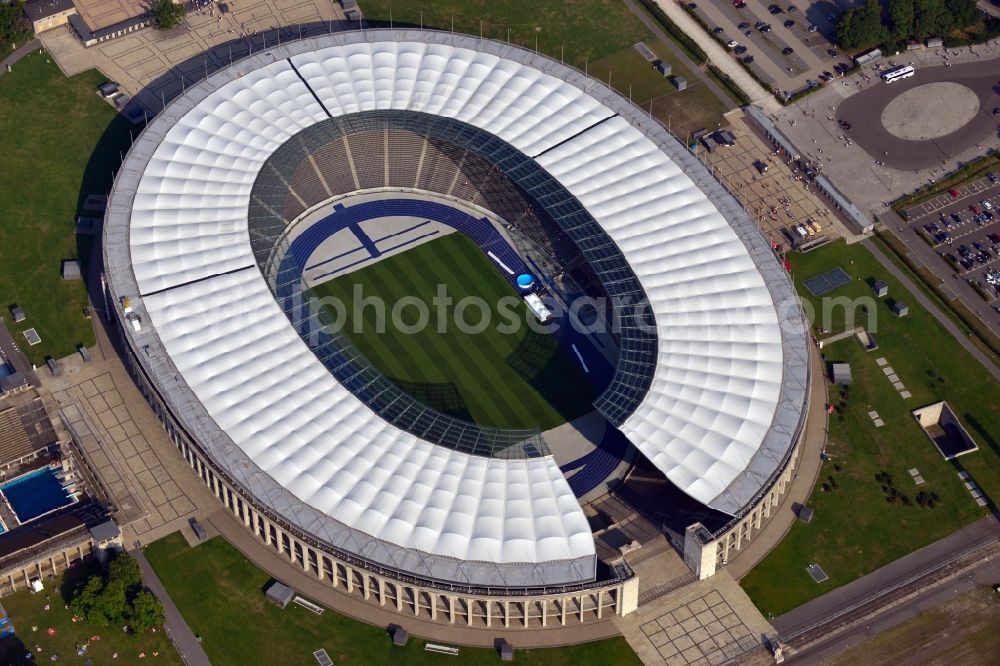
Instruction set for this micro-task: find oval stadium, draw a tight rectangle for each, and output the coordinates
[103,29,810,627]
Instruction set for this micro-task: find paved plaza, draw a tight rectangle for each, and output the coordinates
[40,0,345,115]
[775,43,1000,218]
[614,571,775,666]
[702,111,854,244]
[41,345,217,547]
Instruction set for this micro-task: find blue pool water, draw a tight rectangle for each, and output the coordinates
[1,468,73,524]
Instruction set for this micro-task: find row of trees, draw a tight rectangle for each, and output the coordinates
[70,553,165,634]
[0,2,31,51]
[837,0,982,50]
[152,0,187,32]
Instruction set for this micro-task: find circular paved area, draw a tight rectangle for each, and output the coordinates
[881,82,980,140]
[838,59,1000,170]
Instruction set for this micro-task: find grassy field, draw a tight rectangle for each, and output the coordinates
[146,533,640,666]
[0,52,132,364]
[589,39,729,139]
[310,234,596,430]
[741,240,1000,616]
[358,0,730,137]
[0,560,179,665]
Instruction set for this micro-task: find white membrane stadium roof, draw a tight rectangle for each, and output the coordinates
[106,31,807,584]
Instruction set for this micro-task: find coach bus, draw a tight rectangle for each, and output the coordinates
[881,65,914,83]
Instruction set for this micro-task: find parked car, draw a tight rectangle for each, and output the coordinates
[784,19,795,28]
[982,200,993,210]
[713,26,724,33]
[782,47,795,55]
[735,45,748,55]
[733,0,746,7]
[787,5,798,12]
[951,213,962,224]
[743,55,755,63]
[949,188,961,198]
[808,24,819,32]
[768,4,783,14]
[727,40,739,48]
[753,159,768,173]
[738,21,750,29]
[987,173,999,184]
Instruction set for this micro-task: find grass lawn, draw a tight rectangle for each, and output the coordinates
[359,1,730,137]
[589,39,730,140]
[0,52,133,365]
[741,240,1000,616]
[310,234,597,430]
[0,560,179,665]
[146,533,640,666]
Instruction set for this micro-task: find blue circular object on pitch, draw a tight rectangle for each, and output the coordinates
[516,274,534,289]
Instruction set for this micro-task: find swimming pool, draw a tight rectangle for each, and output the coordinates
[1,467,74,524]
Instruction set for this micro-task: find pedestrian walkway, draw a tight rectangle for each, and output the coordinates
[0,39,41,80]
[651,0,780,112]
[726,345,828,579]
[132,548,211,666]
[205,509,622,648]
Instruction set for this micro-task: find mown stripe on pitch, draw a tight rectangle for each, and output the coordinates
[409,241,557,429]
[389,247,525,427]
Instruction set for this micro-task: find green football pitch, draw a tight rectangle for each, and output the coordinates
[308,233,598,431]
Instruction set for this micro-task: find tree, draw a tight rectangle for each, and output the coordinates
[128,591,166,634]
[836,0,889,49]
[90,579,128,626]
[913,0,952,37]
[888,0,915,39]
[108,552,143,591]
[944,0,978,31]
[70,575,104,620]
[152,0,186,31]
[0,3,31,50]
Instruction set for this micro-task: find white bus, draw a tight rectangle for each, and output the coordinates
[881,65,914,83]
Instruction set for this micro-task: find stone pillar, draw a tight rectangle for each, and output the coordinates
[619,577,639,616]
[596,589,603,619]
[448,596,456,624]
[395,584,403,612]
[684,523,718,580]
[413,590,420,616]
[378,578,386,606]
[560,598,567,625]
[362,573,370,600]
[504,601,510,628]
[486,600,492,627]
[578,595,585,621]
[467,599,473,626]
[541,599,547,627]
[346,567,354,594]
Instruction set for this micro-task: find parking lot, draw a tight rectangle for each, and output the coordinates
[687,0,859,94]
[902,173,1000,306]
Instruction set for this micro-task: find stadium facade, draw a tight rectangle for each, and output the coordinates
[103,30,810,625]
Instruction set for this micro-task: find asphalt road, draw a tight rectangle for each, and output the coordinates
[784,554,1000,665]
[837,59,1000,170]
